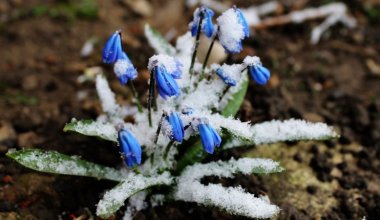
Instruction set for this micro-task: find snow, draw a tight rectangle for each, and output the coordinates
[243,56,262,67]
[252,119,339,144]
[147,54,180,74]
[95,74,122,120]
[67,118,118,142]
[144,24,176,56]
[175,158,282,218]
[97,172,173,218]
[217,8,245,53]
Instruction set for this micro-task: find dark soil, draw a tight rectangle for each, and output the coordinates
[1,0,380,219]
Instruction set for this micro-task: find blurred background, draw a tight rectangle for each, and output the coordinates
[0,0,379,219]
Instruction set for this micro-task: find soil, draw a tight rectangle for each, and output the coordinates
[0,0,380,219]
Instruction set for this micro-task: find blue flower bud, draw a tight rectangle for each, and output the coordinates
[118,128,142,167]
[235,7,249,38]
[155,66,181,99]
[190,6,215,38]
[198,120,221,154]
[248,65,271,85]
[165,112,184,143]
[102,30,123,64]
[217,7,249,54]
[216,68,237,86]
[113,52,138,85]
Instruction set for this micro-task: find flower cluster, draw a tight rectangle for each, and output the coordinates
[102,30,137,85]
[101,6,271,168]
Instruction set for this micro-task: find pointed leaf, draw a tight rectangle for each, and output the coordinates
[144,24,176,56]
[6,149,124,181]
[96,172,173,219]
[222,75,249,117]
[63,119,117,142]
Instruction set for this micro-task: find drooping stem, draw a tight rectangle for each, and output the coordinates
[154,113,165,144]
[189,11,204,79]
[201,27,219,75]
[128,80,143,113]
[148,69,156,127]
[163,140,175,160]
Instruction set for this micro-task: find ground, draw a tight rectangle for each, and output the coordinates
[0,0,379,219]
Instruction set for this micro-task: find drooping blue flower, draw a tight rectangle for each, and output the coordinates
[216,7,250,54]
[102,30,123,64]
[155,66,181,99]
[198,120,221,154]
[248,65,271,85]
[215,68,237,86]
[165,112,184,143]
[118,128,142,167]
[190,6,215,38]
[113,52,138,85]
[234,7,249,38]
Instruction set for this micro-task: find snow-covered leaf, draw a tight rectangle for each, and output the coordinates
[63,119,117,142]
[6,149,124,181]
[175,158,282,218]
[96,172,173,219]
[222,74,249,117]
[144,24,176,56]
[223,119,339,149]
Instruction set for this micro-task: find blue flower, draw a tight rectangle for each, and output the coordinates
[216,68,237,86]
[113,52,138,85]
[155,66,181,99]
[217,7,250,54]
[102,30,123,64]
[165,112,184,143]
[118,128,142,167]
[198,120,221,154]
[181,106,194,115]
[234,7,249,38]
[190,6,215,38]
[248,65,270,85]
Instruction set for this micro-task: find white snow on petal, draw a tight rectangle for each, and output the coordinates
[217,8,245,53]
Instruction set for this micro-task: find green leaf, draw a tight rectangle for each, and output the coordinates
[6,149,124,181]
[63,119,117,142]
[222,75,249,117]
[96,172,173,219]
[144,24,176,56]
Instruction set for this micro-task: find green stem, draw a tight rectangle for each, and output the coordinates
[163,140,175,160]
[154,113,165,144]
[148,69,155,127]
[189,11,204,79]
[219,85,231,102]
[128,81,143,113]
[201,28,218,76]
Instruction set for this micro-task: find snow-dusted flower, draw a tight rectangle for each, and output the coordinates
[190,6,215,38]
[114,52,138,85]
[197,119,222,154]
[165,112,185,143]
[215,67,237,86]
[118,128,142,167]
[102,30,123,64]
[244,56,270,85]
[217,6,250,54]
[148,54,182,99]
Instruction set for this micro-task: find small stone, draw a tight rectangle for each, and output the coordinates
[303,112,324,122]
[0,121,17,143]
[22,75,39,91]
[330,168,342,178]
[17,132,44,148]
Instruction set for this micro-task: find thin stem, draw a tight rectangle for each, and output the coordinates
[201,27,219,75]
[148,69,155,127]
[189,11,204,79]
[163,140,175,160]
[154,113,165,144]
[219,85,231,102]
[128,81,143,113]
